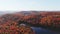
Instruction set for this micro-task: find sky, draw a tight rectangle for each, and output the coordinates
[0,0,60,12]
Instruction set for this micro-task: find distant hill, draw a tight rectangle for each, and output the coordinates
[0,11,17,16]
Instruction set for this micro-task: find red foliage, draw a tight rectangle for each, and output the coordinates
[0,11,60,33]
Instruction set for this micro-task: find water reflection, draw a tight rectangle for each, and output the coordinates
[19,24,60,34]
[31,27,60,34]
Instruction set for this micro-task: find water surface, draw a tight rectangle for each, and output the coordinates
[31,27,60,34]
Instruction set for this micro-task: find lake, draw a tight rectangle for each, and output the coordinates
[31,27,60,34]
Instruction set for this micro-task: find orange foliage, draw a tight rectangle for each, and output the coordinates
[0,11,60,32]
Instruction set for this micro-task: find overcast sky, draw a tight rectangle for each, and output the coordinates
[0,0,60,12]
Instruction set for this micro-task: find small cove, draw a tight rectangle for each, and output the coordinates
[31,27,60,34]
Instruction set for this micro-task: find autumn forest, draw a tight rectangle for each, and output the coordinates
[0,11,60,34]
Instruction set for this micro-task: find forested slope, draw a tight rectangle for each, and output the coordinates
[0,11,60,31]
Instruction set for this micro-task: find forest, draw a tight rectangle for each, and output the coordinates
[0,11,60,34]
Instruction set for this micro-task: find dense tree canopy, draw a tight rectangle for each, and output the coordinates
[0,11,60,32]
